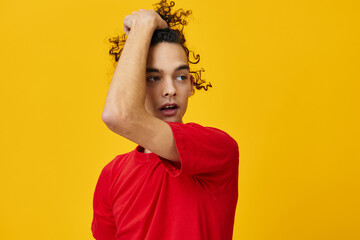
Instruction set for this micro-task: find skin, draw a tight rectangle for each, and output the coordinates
[145,42,193,123]
[102,9,190,161]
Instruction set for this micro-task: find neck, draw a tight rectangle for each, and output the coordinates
[144,148,152,153]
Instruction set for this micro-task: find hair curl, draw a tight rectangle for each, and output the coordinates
[108,0,212,94]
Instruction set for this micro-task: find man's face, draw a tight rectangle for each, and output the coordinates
[145,42,193,123]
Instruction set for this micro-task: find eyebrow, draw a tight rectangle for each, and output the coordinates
[146,64,189,73]
[176,65,190,71]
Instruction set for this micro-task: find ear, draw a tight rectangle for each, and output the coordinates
[189,74,194,96]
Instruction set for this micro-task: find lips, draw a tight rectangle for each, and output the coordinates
[159,103,179,116]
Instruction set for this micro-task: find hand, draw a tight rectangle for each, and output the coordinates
[123,9,168,36]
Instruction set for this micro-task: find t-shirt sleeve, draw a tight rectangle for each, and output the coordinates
[92,164,116,240]
[160,122,239,189]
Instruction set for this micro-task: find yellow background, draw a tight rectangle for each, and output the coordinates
[1,0,359,239]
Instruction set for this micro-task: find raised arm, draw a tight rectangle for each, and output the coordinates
[101,9,180,162]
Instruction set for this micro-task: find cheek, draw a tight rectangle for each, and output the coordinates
[144,89,157,111]
[144,95,153,109]
[179,83,192,98]
[178,89,190,107]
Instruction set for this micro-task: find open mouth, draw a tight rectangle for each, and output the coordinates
[160,105,178,110]
[160,104,179,116]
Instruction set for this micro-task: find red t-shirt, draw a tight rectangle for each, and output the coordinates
[92,122,239,240]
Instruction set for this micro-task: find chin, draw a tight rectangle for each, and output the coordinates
[152,110,184,123]
[164,117,182,123]
[158,115,182,123]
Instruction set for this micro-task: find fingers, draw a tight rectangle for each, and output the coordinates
[123,15,131,36]
[149,9,168,29]
[158,20,168,29]
[123,9,168,36]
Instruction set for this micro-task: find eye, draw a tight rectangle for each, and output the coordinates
[146,76,160,82]
[176,75,188,81]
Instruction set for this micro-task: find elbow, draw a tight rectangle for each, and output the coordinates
[101,106,147,136]
[101,110,117,125]
[101,110,131,135]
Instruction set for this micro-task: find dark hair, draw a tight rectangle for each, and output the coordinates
[108,0,212,94]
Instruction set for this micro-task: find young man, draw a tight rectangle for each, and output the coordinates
[92,2,239,239]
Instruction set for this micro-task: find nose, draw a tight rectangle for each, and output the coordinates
[162,78,177,97]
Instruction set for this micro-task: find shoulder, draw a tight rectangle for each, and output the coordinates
[170,121,233,135]
[207,125,239,150]
[99,151,133,179]
[168,122,238,148]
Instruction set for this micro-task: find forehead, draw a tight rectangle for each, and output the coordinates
[146,42,188,69]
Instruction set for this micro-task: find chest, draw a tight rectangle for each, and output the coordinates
[109,160,214,219]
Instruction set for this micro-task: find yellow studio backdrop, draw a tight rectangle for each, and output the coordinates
[0,0,359,239]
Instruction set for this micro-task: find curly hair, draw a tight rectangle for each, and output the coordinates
[108,0,212,94]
